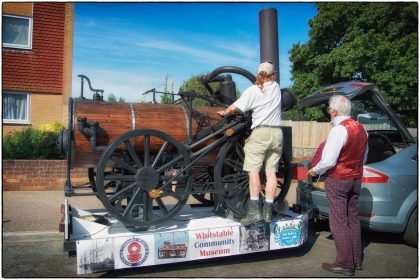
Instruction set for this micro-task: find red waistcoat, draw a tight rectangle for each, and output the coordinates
[328,119,368,179]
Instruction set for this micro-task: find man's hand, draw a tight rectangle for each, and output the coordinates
[308,168,317,177]
[217,104,238,117]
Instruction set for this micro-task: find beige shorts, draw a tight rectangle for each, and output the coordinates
[243,127,283,172]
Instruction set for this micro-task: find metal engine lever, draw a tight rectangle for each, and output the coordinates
[202,66,256,85]
[200,66,256,100]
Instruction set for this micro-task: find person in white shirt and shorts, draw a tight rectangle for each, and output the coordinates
[217,61,282,226]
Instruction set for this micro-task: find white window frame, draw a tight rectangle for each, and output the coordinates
[2,91,31,124]
[2,14,33,50]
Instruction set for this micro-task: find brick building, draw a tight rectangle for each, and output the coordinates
[2,2,73,135]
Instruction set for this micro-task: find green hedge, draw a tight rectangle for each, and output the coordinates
[3,121,65,159]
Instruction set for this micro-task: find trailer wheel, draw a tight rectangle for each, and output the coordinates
[214,133,292,218]
[96,129,192,228]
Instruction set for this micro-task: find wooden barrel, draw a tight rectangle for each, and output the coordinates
[71,99,223,168]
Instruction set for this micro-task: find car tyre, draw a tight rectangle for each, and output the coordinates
[402,207,418,247]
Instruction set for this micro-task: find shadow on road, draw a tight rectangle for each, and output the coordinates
[310,218,410,245]
[308,217,416,267]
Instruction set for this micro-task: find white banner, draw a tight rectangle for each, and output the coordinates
[189,227,239,259]
[75,210,308,274]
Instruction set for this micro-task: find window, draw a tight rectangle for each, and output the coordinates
[2,14,33,49]
[2,92,30,124]
[351,100,396,131]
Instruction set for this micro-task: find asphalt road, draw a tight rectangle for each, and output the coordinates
[2,220,418,278]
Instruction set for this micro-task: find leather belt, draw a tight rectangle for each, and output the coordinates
[254,125,281,129]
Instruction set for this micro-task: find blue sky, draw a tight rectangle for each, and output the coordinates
[73,3,317,103]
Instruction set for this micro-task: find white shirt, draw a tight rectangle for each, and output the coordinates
[313,115,369,175]
[233,81,281,129]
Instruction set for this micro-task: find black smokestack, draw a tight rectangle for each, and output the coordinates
[259,8,279,83]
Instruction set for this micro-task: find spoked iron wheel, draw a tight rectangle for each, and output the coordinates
[96,129,192,228]
[214,133,292,218]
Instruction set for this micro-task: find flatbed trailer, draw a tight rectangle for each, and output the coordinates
[61,199,308,275]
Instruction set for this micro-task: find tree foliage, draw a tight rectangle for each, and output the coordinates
[161,77,171,104]
[107,93,117,102]
[290,2,418,125]
[118,96,126,103]
[107,93,125,102]
[178,75,220,107]
[3,121,65,159]
[160,92,171,104]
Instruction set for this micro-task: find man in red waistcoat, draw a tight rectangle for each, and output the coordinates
[308,95,368,276]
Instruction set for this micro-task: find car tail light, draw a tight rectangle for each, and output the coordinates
[362,167,389,183]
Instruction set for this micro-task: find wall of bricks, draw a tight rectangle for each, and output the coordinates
[2,151,314,191]
[3,2,33,16]
[3,3,65,93]
[31,93,66,126]
[2,2,74,134]
[3,160,88,191]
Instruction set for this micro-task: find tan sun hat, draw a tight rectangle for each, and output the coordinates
[258,61,275,75]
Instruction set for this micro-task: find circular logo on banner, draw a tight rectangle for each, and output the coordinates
[120,238,149,266]
[274,227,302,246]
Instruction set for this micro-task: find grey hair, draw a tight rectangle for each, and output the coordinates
[329,95,351,116]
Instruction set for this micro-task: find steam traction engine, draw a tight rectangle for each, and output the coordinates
[58,66,296,229]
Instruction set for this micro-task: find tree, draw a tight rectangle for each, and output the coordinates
[290,2,418,125]
[160,74,171,104]
[108,93,125,102]
[178,75,220,107]
[160,92,171,104]
[160,80,171,104]
[107,93,117,102]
